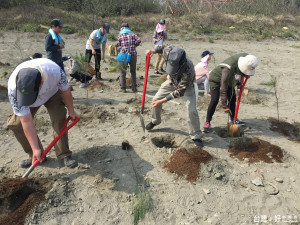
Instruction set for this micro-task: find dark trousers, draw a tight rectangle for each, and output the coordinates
[58,61,65,72]
[206,87,236,123]
[85,49,101,72]
[70,71,92,83]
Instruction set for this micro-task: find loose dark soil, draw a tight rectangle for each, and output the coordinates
[164,148,212,182]
[228,137,284,163]
[87,81,106,90]
[0,177,53,225]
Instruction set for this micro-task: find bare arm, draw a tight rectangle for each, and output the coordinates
[89,39,96,54]
[19,113,42,164]
[61,88,79,120]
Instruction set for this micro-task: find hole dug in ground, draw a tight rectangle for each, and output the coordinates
[228,137,284,163]
[164,147,213,182]
[151,135,178,148]
[0,177,53,225]
[214,126,244,138]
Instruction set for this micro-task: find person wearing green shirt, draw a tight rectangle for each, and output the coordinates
[203,53,258,132]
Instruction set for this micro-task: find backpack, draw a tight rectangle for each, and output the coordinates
[108,44,118,56]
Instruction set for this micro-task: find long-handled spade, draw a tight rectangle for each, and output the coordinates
[22,116,80,178]
[140,52,152,132]
[228,75,250,137]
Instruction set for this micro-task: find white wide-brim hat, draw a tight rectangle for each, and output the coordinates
[238,55,258,76]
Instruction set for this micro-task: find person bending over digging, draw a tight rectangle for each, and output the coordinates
[7,58,79,168]
[203,53,258,133]
[85,23,110,81]
[145,46,203,147]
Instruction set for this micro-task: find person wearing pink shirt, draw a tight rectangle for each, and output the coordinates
[194,50,214,96]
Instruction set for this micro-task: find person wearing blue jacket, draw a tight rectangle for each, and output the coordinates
[45,19,66,71]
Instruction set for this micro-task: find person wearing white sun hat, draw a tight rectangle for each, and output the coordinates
[203,53,258,132]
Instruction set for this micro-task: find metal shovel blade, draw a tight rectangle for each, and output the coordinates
[140,112,145,132]
[228,122,241,137]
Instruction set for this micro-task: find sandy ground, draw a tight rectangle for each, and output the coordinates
[0,32,300,225]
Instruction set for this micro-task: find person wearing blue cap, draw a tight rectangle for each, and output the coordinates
[45,19,66,71]
[7,58,79,168]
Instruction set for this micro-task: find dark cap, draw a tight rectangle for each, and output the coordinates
[32,53,42,59]
[201,50,214,58]
[159,19,165,24]
[121,23,129,28]
[16,68,41,107]
[62,55,71,61]
[166,47,186,75]
[102,23,110,33]
[51,18,66,28]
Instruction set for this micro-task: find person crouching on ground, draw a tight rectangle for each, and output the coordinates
[195,50,213,96]
[85,23,110,81]
[153,19,168,74]
[117,23,141,93]
[145,46,203,147]
[64,56,94,88]
[45,19,66,71]
[203,53,258,132]
[23,53,43,62]
[7,58,79,168]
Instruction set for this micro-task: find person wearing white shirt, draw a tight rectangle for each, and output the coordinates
[85,23,110,80]
[7,58,79,168]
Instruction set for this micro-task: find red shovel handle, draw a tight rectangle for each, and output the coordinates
[234,76,249,120]
[141,52,152,112]
[32,116,80,167]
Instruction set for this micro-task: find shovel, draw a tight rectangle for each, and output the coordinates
[22,116,80,178]
[228,75,250,137]
[140,52,152,132]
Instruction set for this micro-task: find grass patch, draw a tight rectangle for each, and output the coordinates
[108,33,117,41]
[132,189,152,225]
[62,25,77,34]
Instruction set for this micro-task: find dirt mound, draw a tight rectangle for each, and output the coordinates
[241,91,263,105]
[228,137,284,163]
[164,148,212,182]
[153,75,168,86]
[76,104,115,125]
[87,81,107,90]
[269,118,300,142]
[0,177,53,225]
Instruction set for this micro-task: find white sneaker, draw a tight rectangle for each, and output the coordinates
[79,82,89,88]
